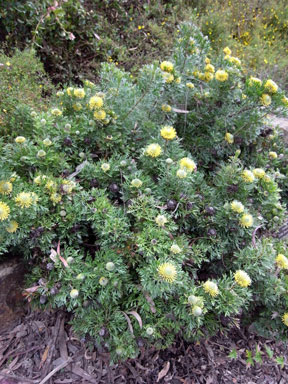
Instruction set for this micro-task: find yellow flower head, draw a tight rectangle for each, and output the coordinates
[56,91,64,97]
[234,270,251,287]
[73,88,85,98]
[176,169,187,179]
[6,220,19,233]
[215,70,229,82]
[0,181,12,195]
[146,143,162,158]
[204,72,214,82]
[269,151,277,160]
[101,163,110,172]
[264,79,278,93]
[160,126,177,140]
[73,103,82,111]
[261,94,271,106]
[50,193,62,204]
[161,104,172,112]
[61,180,76,194]
[160,61,174,73]
[170,244,181,254]
[37,150,46,158]
[230,56,241,66]
[205,64,215,73]
[186,82,194,89]
[282,313,288,327]
[253,168,266,179]
[131,178,142,188]
[198,72,206,81]
[203,281,219,297]
[0,202,10,221]
[225,132,234,144]
[281,96,288,107]
[15,192,33,208]
[94,109,106,120]
[45,180,57,192]
[179,157,196,172]
[275,254,288,270]
[239,213,253,228]
[158,262,177,283]
[205,57,211,64]
[84,80,95,88]
[51,108,62,116]
[249,77,262,86]
[89,96,104,109]
[15,136,26,144]
[231,200,244,213]
[242,170,255,183]
[43,138,52,146]
[67,87,74,96]
[70,289,79,298]
[155,214,167,227]
[162,72,174,83]
[223,46,232,55]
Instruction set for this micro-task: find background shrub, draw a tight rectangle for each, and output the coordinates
[0,49,53,135]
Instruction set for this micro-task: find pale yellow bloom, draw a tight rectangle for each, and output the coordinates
[231,200,244,213]
[264,79,278,93]
[158,262,177,283]
[15,192,33,208]
[239,213,253,228]
[179,157,196,172]
[146,143,162,158]
[234,270,251,287]
[203,281,219,297]
[0,202,10,221]
[253,168,266,179]
[160,126,176,140]
[0,181,12,195]
[89,96,103,109]
[155,215,167,227]
[225,132,234,144]
[15,136,26,144]
[242,170,255,183]
[6,220,19,233]
[261,94,272,106]
[215,70,229,82]
[275,254,288,270]
[94,110,106,120]
[160,61,174,73]
[73,88,85,98]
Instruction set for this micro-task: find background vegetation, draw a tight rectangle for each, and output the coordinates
[1,1,287,87]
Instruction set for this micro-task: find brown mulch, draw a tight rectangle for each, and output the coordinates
[0,310,287,384]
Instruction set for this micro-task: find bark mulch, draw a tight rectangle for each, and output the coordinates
[0,309,287,384]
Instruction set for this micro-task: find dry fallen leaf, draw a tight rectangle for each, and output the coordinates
[157,361,170,382]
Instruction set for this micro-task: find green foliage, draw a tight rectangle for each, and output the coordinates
[1,23,288,361]
[195,0,288,88]
[0,49,53,135]
[0,0,196,83]
[229,343,287,369]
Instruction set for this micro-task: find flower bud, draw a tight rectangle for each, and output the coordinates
[70,289,79,299]
[106,262,115,271]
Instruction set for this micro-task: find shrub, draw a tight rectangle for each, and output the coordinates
[0,0,195,83]
[1,23,288,361]
[0,49,53,136]
[196,0,288,89]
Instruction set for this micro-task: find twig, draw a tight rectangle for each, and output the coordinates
[38,358,72,384]
[0,371,37,383]
[252,225,263,247]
